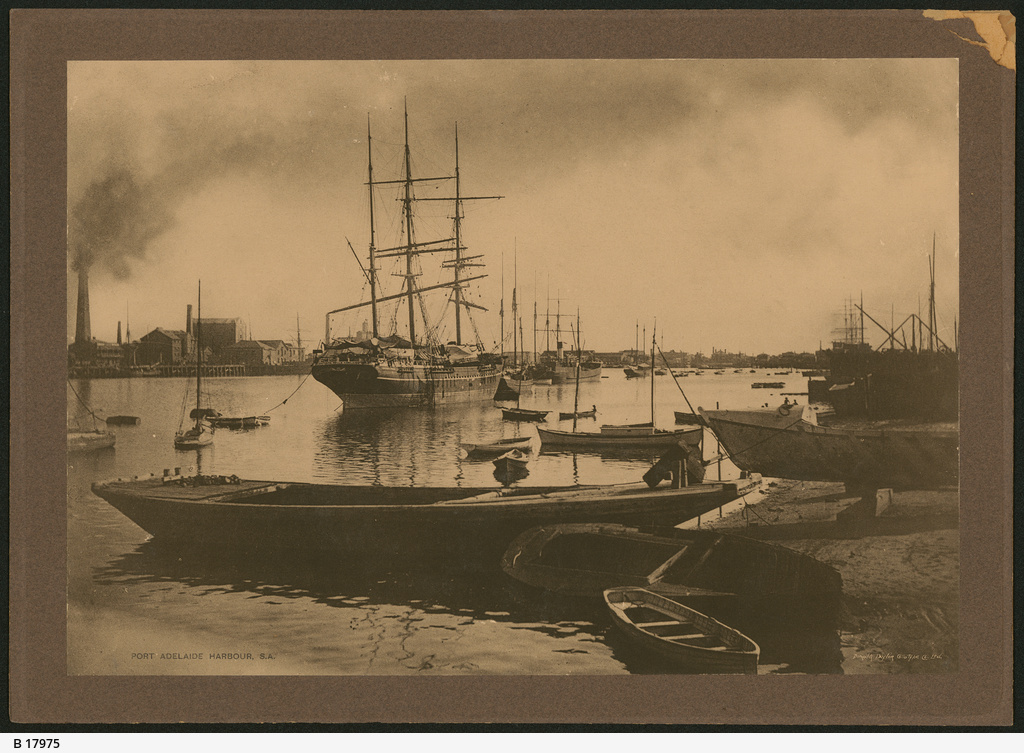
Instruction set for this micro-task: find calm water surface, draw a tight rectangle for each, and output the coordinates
[68,370,838,675]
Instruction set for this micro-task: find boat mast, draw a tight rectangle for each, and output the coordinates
[367,116,379,338]
[533,275,538,366]
[512,247,518,368]
[572,310,581,432]
[401,102,418,346]
[452,124,464,344]
[650,324,656,425]
[929,235,937,351]
[196,280,202,428]
[499,251,504,363]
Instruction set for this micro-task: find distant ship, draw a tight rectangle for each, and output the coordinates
[312,106,501,408]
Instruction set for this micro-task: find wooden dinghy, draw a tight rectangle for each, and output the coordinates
[501,521,840,627]
[699,406,959,490]
[537,423,701,449]
[461,436,532,457]
[67,429,116,452]
[604,587,759,674]
[502,407,550,422]
[90,472,761,558]
[673,411,702,426]
[492,448,530,473]
[559,405,597,421]
[208,416,262,429]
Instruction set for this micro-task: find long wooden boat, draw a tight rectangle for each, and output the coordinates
[461,436,532,457]
[501,522,841,625]
[208,415,264,430]
[91,474,761,558]
[502,407,550,422]
[68,429,116,452]
[699,406,958,490]
[604,587,760,674]
[537,424,701,449]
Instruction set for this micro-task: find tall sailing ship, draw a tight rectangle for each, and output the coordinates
[312,107,502,408]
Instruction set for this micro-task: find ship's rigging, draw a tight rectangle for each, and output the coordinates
[324,103,501,356]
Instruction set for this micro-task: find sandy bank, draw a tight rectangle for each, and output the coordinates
[699,478,959,674]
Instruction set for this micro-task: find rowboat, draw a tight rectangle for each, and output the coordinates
[492,448,530,475]
[501,522,841,627]
[461,436,533,457]
[90,473,761,559]
[502,407,550,422]
[558,405,597,421]
[699,406,959,490]
[68,429,116,452]
[604,587,760,674]
[537,424,701,449]
[673,411,702,426]
[208,416,262,429]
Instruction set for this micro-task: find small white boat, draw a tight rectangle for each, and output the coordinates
[604,587,760,674]
[461,436,532,457]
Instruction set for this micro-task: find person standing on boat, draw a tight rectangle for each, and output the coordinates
[643,442,705,488]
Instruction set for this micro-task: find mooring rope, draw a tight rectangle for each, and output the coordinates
[66,379,103,427]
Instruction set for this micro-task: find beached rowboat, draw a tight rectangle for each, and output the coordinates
[604,587,760,674]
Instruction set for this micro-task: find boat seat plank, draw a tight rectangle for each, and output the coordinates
[633,620,685,628]
[659,633,706,641]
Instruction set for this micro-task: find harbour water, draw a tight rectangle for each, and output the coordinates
[68,369,840,675]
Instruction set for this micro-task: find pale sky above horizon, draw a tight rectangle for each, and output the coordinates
[67,58,959,355]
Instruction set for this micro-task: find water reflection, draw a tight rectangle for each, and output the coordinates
[93,537,843,674]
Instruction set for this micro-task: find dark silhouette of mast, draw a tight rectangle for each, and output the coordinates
[401,103,418,345]
[367,116,379,337]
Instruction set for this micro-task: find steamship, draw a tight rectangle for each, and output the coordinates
[311,107,502,409]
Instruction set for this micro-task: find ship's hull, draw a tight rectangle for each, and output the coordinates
[312,360,501,408]
[700,408,959,490]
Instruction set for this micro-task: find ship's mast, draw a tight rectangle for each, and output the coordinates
[512,247,518,368]
[452,124,464,344]
[401,103,418,346]
[367,116,379,338]
[196,280,202,428]
[929,235,937,352]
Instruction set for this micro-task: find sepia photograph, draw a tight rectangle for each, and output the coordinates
[65,54,961,678]
[11,9,1013,725]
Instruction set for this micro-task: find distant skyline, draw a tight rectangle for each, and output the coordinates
[67,59,959,354]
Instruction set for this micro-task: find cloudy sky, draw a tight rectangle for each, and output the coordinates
[67,58,958,355]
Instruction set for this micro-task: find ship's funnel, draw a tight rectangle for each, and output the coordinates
[75,268,91,344]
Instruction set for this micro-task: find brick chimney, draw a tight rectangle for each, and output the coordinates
[186,304,193,335]
[117,321,122,345]
[75,268,91,345]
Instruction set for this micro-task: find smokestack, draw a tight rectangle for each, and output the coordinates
[117,321,122,345]
[75,268,91,345]
[186,304,193,336]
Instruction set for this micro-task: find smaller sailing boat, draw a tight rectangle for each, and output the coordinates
[174,281,214,450]
[538,325,699,450]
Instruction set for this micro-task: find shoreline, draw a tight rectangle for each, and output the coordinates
[696,478,959,674]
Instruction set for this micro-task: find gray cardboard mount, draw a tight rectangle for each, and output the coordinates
[9,9,1014,725]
